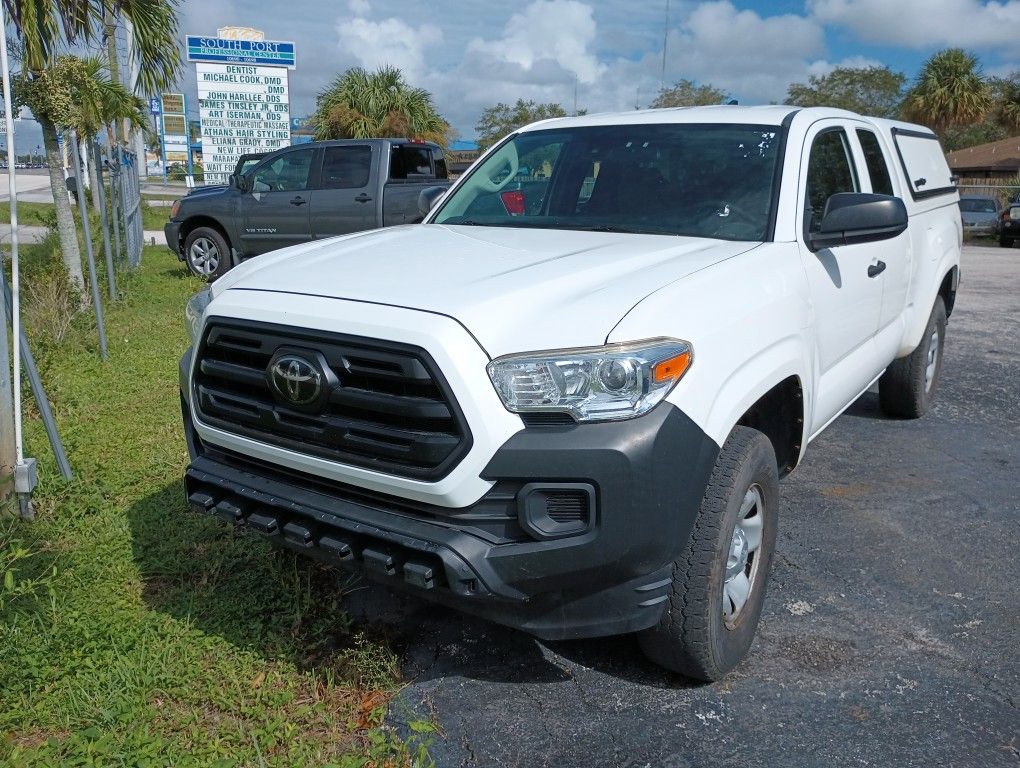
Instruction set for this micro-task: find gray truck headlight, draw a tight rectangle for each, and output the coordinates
[487,338,693,423]
[185,288,212,345]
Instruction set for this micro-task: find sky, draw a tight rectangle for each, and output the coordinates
[7,0,1020,151]
[173,0,1020,139]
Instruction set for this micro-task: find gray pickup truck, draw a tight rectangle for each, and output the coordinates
[165,138,451,279]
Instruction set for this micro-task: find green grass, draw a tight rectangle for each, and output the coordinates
[0,198,174,234]
[0,247,433,766]
[0,202,60,227]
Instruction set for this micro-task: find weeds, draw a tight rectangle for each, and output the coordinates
[0,246,432,766]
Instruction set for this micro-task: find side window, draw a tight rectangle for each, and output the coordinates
[856,129,894,196]
[390,145,433,180]
[432,148,448,179]
[805,129,859,233]
[251,150,314,192]
[319,146,371,189]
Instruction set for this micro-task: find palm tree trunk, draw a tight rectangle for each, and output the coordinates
[40,117,86,294]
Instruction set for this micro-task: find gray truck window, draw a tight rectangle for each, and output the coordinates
[390,145,433,180]
[805,129,859,233]
[432,148,448,179]
[251,150,313,192]
[320,146,371,189]
[432,124,781,240]
[856,129,894,196]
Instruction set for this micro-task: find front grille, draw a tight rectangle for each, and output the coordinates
[192,319,472,480]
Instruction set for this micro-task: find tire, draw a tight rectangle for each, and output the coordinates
[878,296,946,419]
[184,226,232,281]
[639,426,779,681]
[999,236,1013,248]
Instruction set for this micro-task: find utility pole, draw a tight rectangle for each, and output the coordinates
[573,74,578,116]
[660,0,671,91]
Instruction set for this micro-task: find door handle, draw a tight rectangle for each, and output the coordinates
[354,193,373,203]
[290,197,306,206]
[867,260,886,278]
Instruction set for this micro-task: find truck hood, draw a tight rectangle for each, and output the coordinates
[216,224,758,358]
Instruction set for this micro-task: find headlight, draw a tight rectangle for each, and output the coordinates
[487,338,693,423]
[185,288,212,345]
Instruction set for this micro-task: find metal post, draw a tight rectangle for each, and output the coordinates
[0,0,36,515]
[70,130,108,360]
[93,143,116,300]
[107,133,123,265]
[2,279,71,480]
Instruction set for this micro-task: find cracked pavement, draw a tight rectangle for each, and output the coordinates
[345,243,1019,767]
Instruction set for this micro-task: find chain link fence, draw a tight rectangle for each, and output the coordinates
[955,181,1020,207]
[118,148,143,268]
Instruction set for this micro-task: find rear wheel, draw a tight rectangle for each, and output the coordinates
[999,236,1013,248]
[879,296,946,419]
[638,426,779,681]
[184,226,232,281]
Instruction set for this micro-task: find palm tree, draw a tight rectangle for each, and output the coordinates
[313,66,450,146]
[4,0,180,293]
[992,75,1020,134]
[902,49,992,136]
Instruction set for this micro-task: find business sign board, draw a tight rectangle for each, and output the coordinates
[160,93,190,177]
[186,35,296,69]
[194,35,292,184]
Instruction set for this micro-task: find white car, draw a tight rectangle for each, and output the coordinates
[181,106,961,680]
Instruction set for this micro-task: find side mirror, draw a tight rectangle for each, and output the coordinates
[228,174,237,188]
[417,186,447,217]
[234,174,248,192]
[808,193,908,252]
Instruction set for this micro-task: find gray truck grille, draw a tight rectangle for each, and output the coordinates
[192,319,472,480]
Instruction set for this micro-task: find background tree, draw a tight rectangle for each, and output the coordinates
[989,73,1020,135]
[902,48,992,137]
[313,66,450,145]
[5,0,181,294]
[650,79,728,109]
[475,99,567,150]
[12,55,145,292]
[786,66,906,117]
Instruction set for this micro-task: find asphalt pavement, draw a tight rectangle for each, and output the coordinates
[345,243,1020,767]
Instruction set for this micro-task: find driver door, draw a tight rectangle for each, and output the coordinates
[240,147,317,255]
[798,123,887,433]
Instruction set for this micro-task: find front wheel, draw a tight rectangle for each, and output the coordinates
[184,226,232,281]
[639,426,779,681]
[878,296,946,419]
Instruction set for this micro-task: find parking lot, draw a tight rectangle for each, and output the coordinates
[336,243,1020,766]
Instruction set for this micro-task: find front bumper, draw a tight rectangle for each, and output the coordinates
[180,352,719,639]
[165,221,182,258]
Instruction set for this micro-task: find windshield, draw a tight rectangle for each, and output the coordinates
[958,198,997,213]
[432,123,781,240]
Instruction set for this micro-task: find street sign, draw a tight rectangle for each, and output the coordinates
[186,35,296,69]
[149,97,161,115]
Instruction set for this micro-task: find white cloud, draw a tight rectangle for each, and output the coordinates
[809,0,1020,49]
[466,0,605,85]
[348,0,371,16]
[661,1,827,103]
[335,13,443,80]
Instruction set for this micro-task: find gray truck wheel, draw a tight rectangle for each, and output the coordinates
[639,426,779,681]
[184,227,232,281]
[878,296,946,419]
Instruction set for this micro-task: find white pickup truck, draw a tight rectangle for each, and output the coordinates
[180,106,961,680]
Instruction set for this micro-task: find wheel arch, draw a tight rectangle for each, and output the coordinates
[734,375,805,477]
[688,339,810,477]
[180,216,233,255]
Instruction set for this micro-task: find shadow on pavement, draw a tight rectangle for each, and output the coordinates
[126,481,696,690]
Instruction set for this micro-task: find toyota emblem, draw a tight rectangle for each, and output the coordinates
[268,354,323,406]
